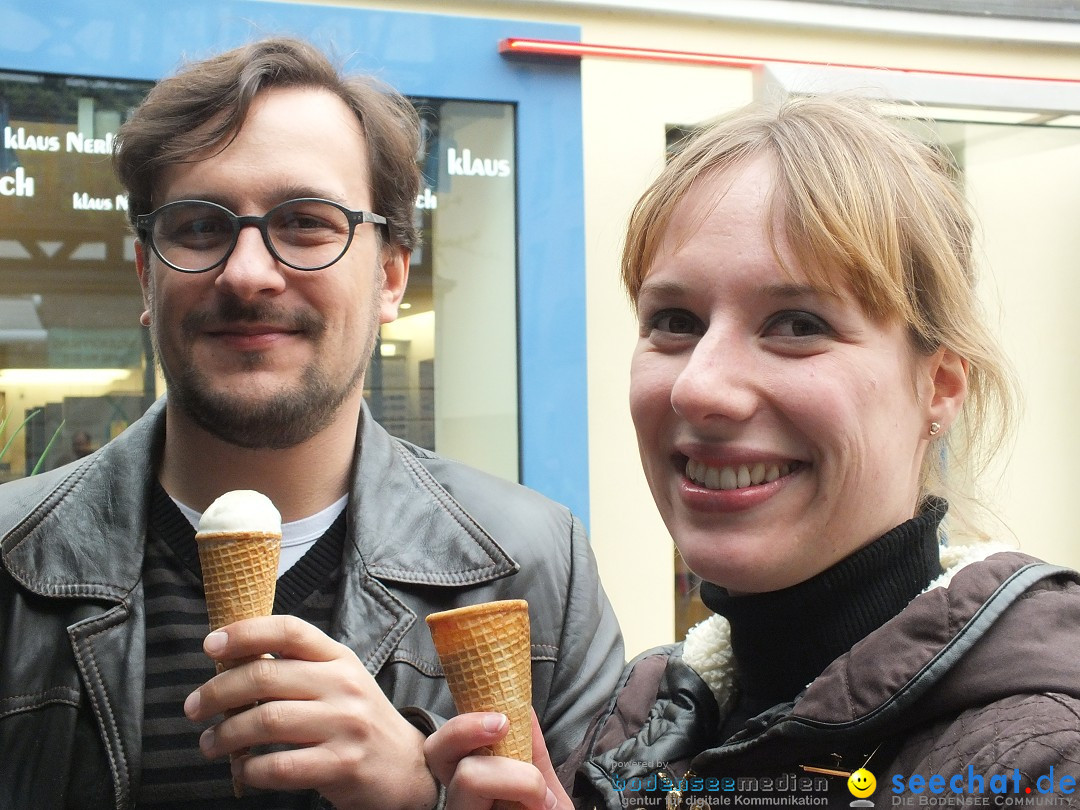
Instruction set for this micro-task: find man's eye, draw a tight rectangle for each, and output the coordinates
[648,309,702,335]
[188,218,229,235]
[164,216,231,244]
[281,212,333,231]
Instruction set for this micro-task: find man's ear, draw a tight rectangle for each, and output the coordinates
[926,347,968,434]
[135,240,153,325]
[378,245,410,324]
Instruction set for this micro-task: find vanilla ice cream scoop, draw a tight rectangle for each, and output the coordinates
[198,489,281,535]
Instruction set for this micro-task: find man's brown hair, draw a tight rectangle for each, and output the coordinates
[114,36,421,250]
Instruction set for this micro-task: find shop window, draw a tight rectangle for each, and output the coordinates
[371,99,519,483]
[0,72,519,484]
[0,71,153,479]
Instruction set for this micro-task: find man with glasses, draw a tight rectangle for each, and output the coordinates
[0,37,622,809]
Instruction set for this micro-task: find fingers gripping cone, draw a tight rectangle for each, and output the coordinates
[427,600,532,810]
[196,490,282,798]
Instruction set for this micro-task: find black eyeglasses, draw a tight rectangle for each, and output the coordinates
[135,197,388,273]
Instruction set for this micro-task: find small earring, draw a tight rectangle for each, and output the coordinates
[929,421,941,437]
[139,311,151,327]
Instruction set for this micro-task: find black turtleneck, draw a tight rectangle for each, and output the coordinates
[699,497,946,739]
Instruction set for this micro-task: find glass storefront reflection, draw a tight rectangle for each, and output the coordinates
[0,71,151,480]
[0,73,519,483]
[370,98,519,484]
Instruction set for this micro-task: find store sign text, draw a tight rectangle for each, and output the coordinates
[0,167,34,197]
[416,187,437,210]
[73,192,127,211]
[447,148,511,178]
[4,126,116,155]
[4,126,59,152]
[66,131,115,154]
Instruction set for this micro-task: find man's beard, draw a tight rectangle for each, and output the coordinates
[151,296,377,450]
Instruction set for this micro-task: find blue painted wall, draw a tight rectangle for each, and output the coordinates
[0,0,591,524]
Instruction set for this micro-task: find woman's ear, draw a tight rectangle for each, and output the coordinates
[927,347,968,434]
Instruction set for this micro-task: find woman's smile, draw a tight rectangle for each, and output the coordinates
[683,457,802,491]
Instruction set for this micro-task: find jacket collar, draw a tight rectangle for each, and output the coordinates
[680,539,1021,718]
[0,398,164,601]
[345,401,517,585]
[333,404,518,673]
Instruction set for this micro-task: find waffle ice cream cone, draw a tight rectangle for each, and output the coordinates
[197,490,282,632]
[427,599,532,809]
[196,490,282,798]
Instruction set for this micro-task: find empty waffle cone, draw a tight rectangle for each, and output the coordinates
[428,600,532,809]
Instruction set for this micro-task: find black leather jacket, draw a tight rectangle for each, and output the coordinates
[0,398,624,809]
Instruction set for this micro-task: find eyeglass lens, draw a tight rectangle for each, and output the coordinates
[151,200,354,271]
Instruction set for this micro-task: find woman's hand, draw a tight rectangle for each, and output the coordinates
[425,709,573,810]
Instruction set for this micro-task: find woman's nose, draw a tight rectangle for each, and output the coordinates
[669,337,758,425]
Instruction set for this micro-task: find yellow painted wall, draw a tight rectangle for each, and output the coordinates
[311,1,1080,655]
[965,125,1080,567]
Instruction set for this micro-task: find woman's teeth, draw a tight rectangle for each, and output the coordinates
[685,459,794,490]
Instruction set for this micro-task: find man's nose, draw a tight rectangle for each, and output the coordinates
[214,224,287,298]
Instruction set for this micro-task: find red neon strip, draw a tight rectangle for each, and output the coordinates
[498,37,1080,86]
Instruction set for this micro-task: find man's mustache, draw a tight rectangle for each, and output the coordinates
[180,298,325,336]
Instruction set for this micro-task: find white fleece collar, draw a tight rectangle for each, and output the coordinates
[680,541,1015,711]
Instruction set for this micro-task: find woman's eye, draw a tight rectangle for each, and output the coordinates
[764,311,831,338]
[648,309,702,335]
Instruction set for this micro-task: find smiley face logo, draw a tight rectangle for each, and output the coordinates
[848,768,876,798]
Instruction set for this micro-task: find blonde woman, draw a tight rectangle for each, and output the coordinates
[426,94,1080,809]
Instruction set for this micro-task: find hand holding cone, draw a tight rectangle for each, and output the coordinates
[196,490,282,798]
[427,600,532,810]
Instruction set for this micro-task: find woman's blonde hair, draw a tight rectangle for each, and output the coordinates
[623,93,1019,517]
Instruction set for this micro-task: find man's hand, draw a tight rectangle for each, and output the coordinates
[424,709,570,810]
[184,615,439,810]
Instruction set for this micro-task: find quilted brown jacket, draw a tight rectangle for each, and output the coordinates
[562,550,1080,809]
